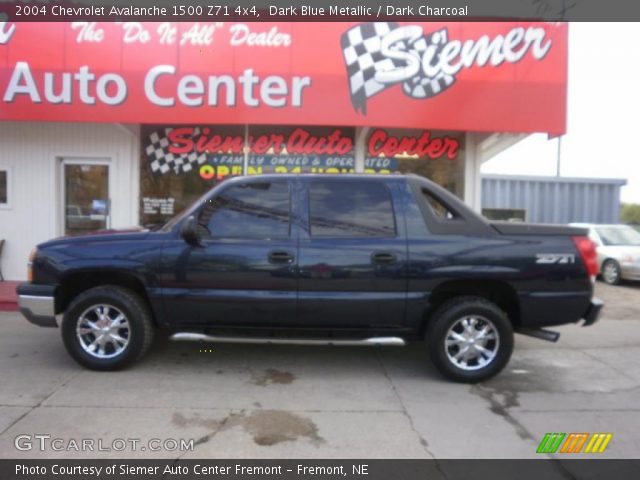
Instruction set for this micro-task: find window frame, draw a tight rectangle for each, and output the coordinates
[422,189,461,221]
[0,166,11,210]
[197,179,293,241]
[407,175,494,236]
[306,179,398,239]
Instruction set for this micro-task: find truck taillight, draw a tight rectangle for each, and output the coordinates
[572,236,599,281]
[27,248,37,282]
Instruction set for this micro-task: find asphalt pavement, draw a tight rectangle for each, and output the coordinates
[0,282,638,459]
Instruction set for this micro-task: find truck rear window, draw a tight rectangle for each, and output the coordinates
[309,181,396,237]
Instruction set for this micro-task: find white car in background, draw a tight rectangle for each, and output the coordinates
[571,224,640,285]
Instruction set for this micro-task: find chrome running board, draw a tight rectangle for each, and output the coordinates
[170,332,406,347]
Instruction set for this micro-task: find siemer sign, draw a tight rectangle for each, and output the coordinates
[0,21,568,134]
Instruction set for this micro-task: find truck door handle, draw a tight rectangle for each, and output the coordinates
[371,252,397,264]
[268,251,295,264]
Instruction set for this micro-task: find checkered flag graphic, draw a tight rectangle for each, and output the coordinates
[145,128,207,174]
[341,22,400,114]
[341,23,456,114]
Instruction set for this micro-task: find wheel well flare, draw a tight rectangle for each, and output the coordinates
[424,279,520,330]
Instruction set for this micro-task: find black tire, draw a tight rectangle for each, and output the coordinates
[61,286,154,371]
[426,296,514,383]
[601,259,622,285]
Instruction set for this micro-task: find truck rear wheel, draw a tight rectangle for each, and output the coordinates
[426,296,513,383]
[61,286,154,371]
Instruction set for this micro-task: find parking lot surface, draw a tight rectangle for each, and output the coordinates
[0,282,639,459]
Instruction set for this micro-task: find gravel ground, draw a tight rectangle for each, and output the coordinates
[595,280,640,320]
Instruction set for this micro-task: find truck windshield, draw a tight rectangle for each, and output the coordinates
[596,226,640,246]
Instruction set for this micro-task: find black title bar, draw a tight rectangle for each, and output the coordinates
[2,460,640,480]
[1,0,640,21]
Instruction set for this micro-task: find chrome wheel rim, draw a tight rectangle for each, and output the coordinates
[603,262,619,284]
[76,304,130,359]
[445,315,500,371]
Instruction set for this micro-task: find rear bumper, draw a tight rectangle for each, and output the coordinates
[17,283,57,328]
[582,297,603,327]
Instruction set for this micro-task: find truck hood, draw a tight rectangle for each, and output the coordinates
[38,226,151,248]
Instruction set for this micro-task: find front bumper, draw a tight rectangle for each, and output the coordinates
[17,283,57,328]
[582,297,603,326]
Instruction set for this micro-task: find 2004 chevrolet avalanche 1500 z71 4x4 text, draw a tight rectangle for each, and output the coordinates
[17,174,602,382]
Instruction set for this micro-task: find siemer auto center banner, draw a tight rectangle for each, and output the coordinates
[0,21,567,134]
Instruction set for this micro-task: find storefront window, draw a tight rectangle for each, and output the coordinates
[140,125,465,227]
[140,125,355,227]
[248,125,355,175]
[140,125,245,227]
[366,128,465,198]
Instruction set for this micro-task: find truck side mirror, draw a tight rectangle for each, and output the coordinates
[180,215,201,246]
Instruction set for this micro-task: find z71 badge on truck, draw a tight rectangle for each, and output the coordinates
[17,174,602,382]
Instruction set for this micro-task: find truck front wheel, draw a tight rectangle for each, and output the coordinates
[426,297,514,383]
[61,286,155,371]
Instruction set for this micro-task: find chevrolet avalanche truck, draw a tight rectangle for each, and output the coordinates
[17,174,602,382]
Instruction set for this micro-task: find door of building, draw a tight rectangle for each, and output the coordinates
[61,159,111,236]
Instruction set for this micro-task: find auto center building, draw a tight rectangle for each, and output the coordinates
[0,21,568,281]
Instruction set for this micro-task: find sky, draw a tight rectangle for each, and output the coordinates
[482,23,640,204]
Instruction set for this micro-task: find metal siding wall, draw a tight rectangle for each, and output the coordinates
[611,186,620,223]
[0,122,140,281]
[482,176,624,225]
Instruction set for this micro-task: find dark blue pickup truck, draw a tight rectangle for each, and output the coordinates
[17,174,602,382]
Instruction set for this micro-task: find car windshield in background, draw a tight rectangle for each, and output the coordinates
[596,226,640,246]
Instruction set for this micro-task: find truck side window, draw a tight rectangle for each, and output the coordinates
[422,190,458,220]
[198,182,290,239]
[309,181,396,237]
